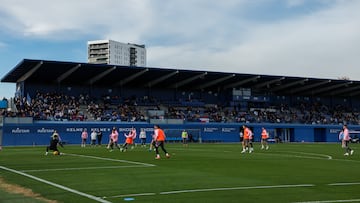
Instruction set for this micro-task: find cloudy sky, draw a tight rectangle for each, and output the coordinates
[1,0,359,98]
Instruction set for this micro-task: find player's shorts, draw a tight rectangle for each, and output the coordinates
[182,138,187,143]
[126,138,133,144]
[155,141,165,147]
[49,145,58,151]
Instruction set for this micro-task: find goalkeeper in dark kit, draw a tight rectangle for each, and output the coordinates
[45,130,63,155]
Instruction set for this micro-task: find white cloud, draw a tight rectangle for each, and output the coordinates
[148,0,360,80]
[0,0,153,41]
[0,0,360,81]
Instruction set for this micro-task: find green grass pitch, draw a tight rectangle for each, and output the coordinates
[0,142,359,203]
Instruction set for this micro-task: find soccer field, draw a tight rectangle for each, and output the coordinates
[0,143,359,203]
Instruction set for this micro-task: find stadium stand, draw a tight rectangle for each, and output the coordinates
[1,59,360,146]
[2,90,359,125]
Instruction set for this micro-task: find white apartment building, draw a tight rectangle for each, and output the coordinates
[87,40,146,67]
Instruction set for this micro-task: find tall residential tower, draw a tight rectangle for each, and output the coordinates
[87,40,146,67]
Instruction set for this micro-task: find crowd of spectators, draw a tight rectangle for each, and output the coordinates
[160,101,360,125]
[4,92,86,121]
[224,102,360,125]
[1,92,359,125]
[86,96,147,122]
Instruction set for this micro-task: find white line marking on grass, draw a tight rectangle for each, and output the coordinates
[159,184,315,195]
[105,193,156,199]
[293,183,360,203]
[328,158,360,163]
[21,165,148,173]
[293,199,360,203]
[328,182,360,186]
[66,153,155,167]
[170,147,221,152]
[0,165,111,203]
[291,151,332,160]
[20,153,155,173]
[172,147,334,160]
[260,151,360,164]
[258,151,333,161]
[104,184,314,199]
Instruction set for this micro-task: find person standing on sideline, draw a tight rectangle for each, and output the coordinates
[338,129,344,141]
[139,128,147,147]
[97,129,103,146]
[181,129,188,147]
[261,127,269,150]
[342,124,354,156]
[81,129,88,147]
[90,129,97,146]
[153,125,170,159]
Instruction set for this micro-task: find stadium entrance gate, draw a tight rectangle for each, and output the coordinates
[274,128,293,143]
[314,128,326,142]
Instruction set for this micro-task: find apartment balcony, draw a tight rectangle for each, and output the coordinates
[89,44,109,50]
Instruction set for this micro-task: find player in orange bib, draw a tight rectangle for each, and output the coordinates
[121,127,136,152]
[153,125,170,159]
[261,127,269,150]
[241,125,253,153]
